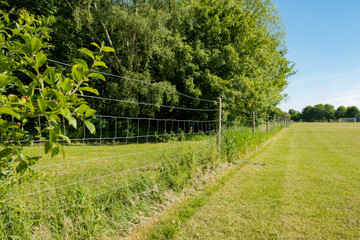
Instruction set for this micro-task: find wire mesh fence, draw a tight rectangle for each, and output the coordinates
[1,58,291,237]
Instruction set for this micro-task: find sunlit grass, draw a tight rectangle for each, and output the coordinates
[0,122,286,239]
[174,123,360,239]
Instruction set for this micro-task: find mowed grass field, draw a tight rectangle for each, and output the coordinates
[174,123,360,239]
[11,136,215,200]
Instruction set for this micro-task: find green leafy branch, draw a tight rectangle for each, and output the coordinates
[0,8,114,194]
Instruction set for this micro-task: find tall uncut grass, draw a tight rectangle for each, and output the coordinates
[222,124,285,161]
[0,123,286,239]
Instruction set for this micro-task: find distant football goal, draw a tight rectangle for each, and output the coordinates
[340,118,357,122]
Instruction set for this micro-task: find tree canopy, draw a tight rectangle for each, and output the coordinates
[5,0,294,120]
[296,104,360,122]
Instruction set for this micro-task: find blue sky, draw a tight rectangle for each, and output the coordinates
[273,0,360,112]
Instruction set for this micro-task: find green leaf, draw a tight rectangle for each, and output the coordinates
[0,62,9,74]
[61,108,77,128]
[48,115,59,127]
[30,38,41,53]
[21,69,38,83]
[44,141,51,154]
[0,75,11,89]
[0,106,21,120]
[72,65,84,83]
[12,78,26,95]
[12,132,25,142]
[35,52,47,68]
[78,87,99,95]
[73,59,89,69]
[54,90,66,105]
[0,1,10,7]
[78,48,95,60]
[93,61,107,68]
[87,72,106,81]
[46,100,58,110]
[16,161,28,175]
[25,102,35,113]
[74,104,90,115]
[0,148,14,158]
[58,134,71,145]
[27,156,41,166]
[43,68,56,85]
[91,42,101,49]
[101,46,115,52]
[17,149,25,161]
[61,78,72,94]
[84,120,96,135]
[0,120,19,131]
[37,99,47,112]
[60,144,65,158]
[27,81,37,97]
[85,108,96,118]
[49,129,57,143]
[51,145,60,158]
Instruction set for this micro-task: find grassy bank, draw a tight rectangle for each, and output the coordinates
[0,123,286,239]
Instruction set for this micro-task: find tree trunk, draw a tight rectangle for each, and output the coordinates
[93,1,123,74]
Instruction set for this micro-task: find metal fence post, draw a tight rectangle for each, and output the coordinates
[217,98,222,154]
[266,114,269,132]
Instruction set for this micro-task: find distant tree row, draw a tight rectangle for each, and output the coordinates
[288,105,360,122]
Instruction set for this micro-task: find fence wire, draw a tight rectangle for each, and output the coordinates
[1,58,291,235]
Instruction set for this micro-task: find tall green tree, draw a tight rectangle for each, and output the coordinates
[6,0,294,120]
[289,109,301,122]
[172,0,294,116]
[324,104,335,122]
[302,106,315,122]
[312,104,326,121]
[345,106,360,118]
[335,106,347,119]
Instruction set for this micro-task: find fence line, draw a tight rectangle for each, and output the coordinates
[2,57,292,236]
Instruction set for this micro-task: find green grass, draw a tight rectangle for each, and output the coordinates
[0,122,285,239]
[1,135,218,239]
[173,123,360,239]
[129,123,286,240]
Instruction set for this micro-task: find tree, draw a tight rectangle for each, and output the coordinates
[312,104,326,121]
[335,106,346,120]
[6,0,295,121]
[288,109,301,122]
[269,107,283,121]
[324,104,335,122]
[282,111,291,120]
[345,106,360,118]
[173,0,294,115]
[302,106,315,122]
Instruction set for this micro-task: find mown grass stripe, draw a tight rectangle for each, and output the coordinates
[175,123,360,239]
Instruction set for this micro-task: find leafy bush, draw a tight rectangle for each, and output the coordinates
[0,8,113,197]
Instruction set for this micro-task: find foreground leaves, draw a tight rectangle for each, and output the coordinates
[0,8,111,194]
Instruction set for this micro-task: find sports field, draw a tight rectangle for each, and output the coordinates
[147,123,360,239]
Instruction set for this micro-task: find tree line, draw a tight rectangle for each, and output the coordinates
[288,104,360,122]
[1,0,294,201]
[5,0,294,121]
